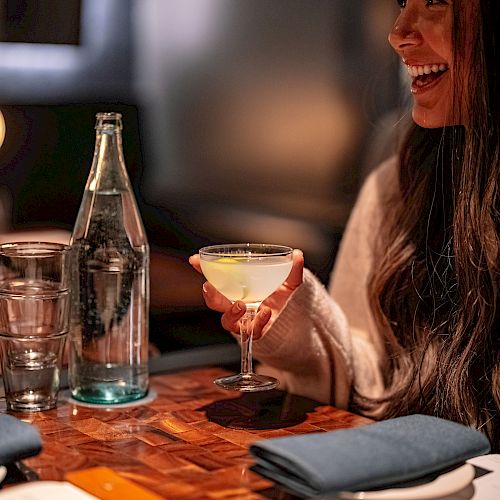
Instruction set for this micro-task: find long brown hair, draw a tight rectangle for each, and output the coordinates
[365,0,499,449]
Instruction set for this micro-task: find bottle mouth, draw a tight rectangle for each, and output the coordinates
[95,112,123,130]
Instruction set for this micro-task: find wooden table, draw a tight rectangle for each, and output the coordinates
[10,366,372,499]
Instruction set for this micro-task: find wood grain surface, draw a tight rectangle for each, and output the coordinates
[10,367,372,499]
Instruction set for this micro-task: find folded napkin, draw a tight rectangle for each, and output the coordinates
[249,414,490,498]
[0,414,42,465]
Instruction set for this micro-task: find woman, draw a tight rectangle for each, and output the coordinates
[190,0,499,450]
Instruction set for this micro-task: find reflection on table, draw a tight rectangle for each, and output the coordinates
[5,364,372,499]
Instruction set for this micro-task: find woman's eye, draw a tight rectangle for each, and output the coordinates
[397,0,448,6]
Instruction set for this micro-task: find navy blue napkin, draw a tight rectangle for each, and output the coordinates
[0,414,42,465]
[249,414,490,498]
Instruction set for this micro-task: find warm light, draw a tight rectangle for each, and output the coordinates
[0,110,5,148]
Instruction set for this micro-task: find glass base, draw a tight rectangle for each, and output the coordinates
[214,372,279,392]
[70,384,148,405]
[7,396,57,412]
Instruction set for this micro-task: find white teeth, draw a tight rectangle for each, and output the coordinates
[406,63,449,77]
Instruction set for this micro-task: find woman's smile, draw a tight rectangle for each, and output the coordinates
[406,62,449,95]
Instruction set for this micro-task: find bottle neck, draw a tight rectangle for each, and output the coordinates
[87,115,131,193]
[71,113,148,246]
[95,112,122,131]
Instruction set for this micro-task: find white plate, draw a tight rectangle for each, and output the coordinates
[0,480,97,499]
[0,466,6,485]
[337,463,475,500]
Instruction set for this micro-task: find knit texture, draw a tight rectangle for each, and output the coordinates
[253,157,398,408]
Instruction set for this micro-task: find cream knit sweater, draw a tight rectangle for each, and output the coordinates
[253,157,398,409]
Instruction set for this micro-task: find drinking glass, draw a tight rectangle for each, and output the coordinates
[199,244,293,391]
[0,242,70,411]
[0,330,67,411]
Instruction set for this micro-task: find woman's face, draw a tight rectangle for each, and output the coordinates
[388,0,462,128]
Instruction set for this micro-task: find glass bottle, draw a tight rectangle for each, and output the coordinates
[69,112,149,404]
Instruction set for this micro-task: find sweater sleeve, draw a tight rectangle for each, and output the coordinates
[252,157,397,408]
[253,268,353,407]
[329,158,398,400]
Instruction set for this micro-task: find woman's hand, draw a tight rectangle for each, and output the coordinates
[189,249,304,340]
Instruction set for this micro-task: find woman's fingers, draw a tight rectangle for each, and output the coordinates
[252,306,272,340]
[221,300,246,333]
[220,303,272,339]
[188,254,202,273]
[201,281,232,312]
[283,249,304,291]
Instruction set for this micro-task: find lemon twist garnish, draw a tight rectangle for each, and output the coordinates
[215,257,246,263]
[216,257,239,263]
[214,257,249,299]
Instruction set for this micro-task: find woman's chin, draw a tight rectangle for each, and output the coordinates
[412,110,446,129]
[412,107,462,129]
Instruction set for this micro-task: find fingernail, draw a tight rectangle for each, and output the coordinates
[202,283,209,294]
[232,302,242,314]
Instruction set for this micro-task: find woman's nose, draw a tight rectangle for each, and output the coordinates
[388,10,422,52]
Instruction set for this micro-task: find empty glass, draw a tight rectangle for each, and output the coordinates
[0,242,70,411]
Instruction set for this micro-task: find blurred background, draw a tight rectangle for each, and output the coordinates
[0,0,407,353]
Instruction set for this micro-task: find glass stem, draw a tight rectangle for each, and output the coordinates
[240,306,257,375]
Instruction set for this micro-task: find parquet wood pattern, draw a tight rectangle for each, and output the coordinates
[11,367,372,499]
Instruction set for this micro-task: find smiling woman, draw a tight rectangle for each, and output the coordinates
[191,0,500,451]
[389,0,458,128]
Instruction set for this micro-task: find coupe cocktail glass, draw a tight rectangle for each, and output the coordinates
[199,243,293,391]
